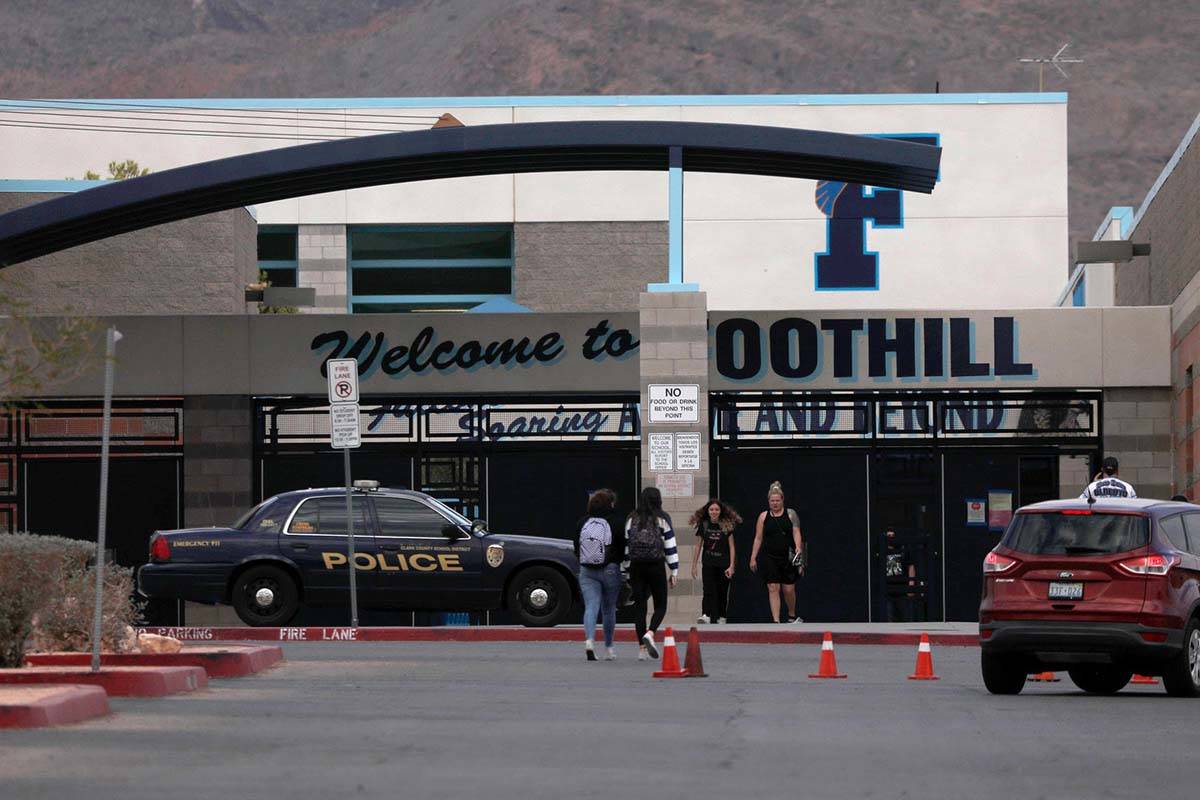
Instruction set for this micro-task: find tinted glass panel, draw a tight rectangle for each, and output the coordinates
[1160,515,1189,552]
[1183,514,1200,555]
[352,302,478,314]
[351,228,511,261]
[352,267,511,295]
[374,497,453,537]
[263,267,298,288]
[257,228,297,261]
[1002,512,1149,555]
[287,497,367,536]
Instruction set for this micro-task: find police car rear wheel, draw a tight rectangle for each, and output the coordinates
[509,566,571,627]
[232,565,299,626]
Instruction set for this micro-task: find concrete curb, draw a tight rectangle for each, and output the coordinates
[26,646,285,679]
[137,626,980,647]
[0,685,110,728]
[0,666,208,697]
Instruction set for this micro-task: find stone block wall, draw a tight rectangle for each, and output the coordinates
[639,290,709,624]
[297,224,348,314]
[515,222,667,312]
[183,395,254,528]
[0,192,258,315]
[1102,387,1173,498]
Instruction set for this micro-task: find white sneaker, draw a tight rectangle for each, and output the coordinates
[642,632,660,659]
[717,617,726,624]
[790,617,804,624]
[696,614,711,624]
[605,647,616,661]
[585,639,597,661]
[638,645,648,661]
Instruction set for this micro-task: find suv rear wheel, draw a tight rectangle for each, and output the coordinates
[1068,666,1132,695]
[1161,617,1200,698]
[981,652,1026,695]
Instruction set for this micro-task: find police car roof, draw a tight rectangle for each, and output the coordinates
[272,486,428,501]
[1019,498,1191,516]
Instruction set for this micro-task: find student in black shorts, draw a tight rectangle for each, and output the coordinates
[749,481,805,623]
[689,498,742,623]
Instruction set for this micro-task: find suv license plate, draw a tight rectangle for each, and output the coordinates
[1048,581,1084,600]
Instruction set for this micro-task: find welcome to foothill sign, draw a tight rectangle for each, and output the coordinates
[707,308,1170,392]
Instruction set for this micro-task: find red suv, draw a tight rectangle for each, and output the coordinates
[979,498,1200,696]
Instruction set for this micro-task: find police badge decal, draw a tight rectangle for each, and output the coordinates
[486,543,505,568]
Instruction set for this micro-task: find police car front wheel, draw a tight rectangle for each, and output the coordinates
[508,566,571,627]
[232,565,299,626]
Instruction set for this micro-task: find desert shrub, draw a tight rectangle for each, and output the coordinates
[29,564,142,655]
[0,533,93,667]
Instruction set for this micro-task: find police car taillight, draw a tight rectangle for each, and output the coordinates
[983,550,1017,574]
[150,535,171,563]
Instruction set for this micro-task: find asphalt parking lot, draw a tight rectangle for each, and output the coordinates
[1,641,1192,800]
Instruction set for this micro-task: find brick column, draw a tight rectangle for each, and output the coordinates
[639,291,709,626]
[297,224,348,314]
[183,396,254,528]
[1101,388,1173,498]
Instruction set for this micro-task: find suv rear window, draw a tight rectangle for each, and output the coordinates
[1002,512,1149,556]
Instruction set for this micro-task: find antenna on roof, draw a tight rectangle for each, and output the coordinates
[1018,43,1084,92]
[1086,486,1096,507]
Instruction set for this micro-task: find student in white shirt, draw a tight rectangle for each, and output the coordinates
[1080,457,1137,499]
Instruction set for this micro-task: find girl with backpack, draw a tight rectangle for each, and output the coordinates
[624,486,679,660]
[574,488,626,661]
[689,498,742,624]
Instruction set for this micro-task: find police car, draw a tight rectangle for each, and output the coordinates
[138,481,579,627]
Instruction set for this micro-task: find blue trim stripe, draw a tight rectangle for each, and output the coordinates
[0,179,108,192]
[0,93,1067,111]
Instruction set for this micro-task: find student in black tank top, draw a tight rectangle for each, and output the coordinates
[749,481,805,623]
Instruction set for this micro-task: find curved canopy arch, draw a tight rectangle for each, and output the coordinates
[0,120,940,267]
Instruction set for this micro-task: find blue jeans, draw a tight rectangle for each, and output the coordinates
[579,564,621,647]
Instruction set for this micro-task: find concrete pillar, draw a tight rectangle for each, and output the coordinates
[183,395,254,528]
[639,290,709,625]
[297,224,348,314]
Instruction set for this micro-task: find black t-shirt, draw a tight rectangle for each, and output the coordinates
[884,543,914,594]
[697,520,732,566]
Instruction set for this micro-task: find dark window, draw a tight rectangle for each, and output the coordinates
[350,228,511,261]
[352,267,511,296]
[352,302,479,314]
[1002,512,1149,556]
[262,267,298,289]
[257,227,298,261]
[373,497,454,537]
[1160,514,1189,552]
[1182,514,1200,555]
[287,497,367,536]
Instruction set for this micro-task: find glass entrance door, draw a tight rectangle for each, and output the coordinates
[871,451,941,622]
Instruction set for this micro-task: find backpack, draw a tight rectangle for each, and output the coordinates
[578,517,612,566]
[627,516,665,563]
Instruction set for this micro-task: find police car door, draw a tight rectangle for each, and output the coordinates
[282,495,376,605]
[369,495,481,608]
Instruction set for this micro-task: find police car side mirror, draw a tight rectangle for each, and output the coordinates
[471,519,488,535]
[442,524,466,541]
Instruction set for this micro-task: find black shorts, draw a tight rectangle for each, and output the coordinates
[758,552,798,584]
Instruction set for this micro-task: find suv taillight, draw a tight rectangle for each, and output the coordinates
[983,551,1018,574]
[149,535,171,563]
[1118,552,1179,576]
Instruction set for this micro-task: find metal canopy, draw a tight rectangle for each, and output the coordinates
[0,120,940,267]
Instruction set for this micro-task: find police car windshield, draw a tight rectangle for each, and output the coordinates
[427,497,472,527]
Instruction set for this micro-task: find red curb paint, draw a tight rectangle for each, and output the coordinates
[0,666,208,697]
[0,685,110,728]
[136,626,980,647]
[26,646,284,679]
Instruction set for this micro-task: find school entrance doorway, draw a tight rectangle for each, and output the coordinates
[711,391,1100,622]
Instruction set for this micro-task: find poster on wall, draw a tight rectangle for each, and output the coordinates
[966,498,986,527]
[987,490,1013,531]
[648,433,673,471]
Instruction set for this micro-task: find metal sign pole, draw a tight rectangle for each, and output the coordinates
[344,446,358,628]
[91,326,121,672]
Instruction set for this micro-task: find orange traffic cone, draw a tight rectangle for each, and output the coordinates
[682,626,707,678]
[1131,674,1159,685]
[808,631,847,679]
[652,627,690,678]
[907,633,940,680]
[1029,671,1059,682]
